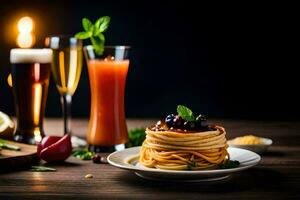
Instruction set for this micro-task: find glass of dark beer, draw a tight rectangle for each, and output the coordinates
[10,49,52,144]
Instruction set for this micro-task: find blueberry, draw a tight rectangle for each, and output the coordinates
[195,114,208,130]
[199,120,208,127]
[189,121,196,130]
[184,121,196,130]
[196,114,207,121]
[165,114,175,128]
[183,121,189,129]
[173,115,184,128]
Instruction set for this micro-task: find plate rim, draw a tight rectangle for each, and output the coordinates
[107,146,261,174]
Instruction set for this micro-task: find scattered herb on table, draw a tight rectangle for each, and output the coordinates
[75,16,110,55]
[126,128,146,147]
[31,166,56,172]
[72,150,95,160]
[0,139,20,151]
[219,160,240,169]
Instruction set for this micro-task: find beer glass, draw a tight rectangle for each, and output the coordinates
[10,49,52,144]
[84,46,130,152]
[45,36,82,135]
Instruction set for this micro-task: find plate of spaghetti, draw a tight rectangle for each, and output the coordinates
[108,105,261,182]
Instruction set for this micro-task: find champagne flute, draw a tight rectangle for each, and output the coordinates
[45,36,82,138]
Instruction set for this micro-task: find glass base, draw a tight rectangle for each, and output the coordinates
[14,134,36,145]
[88,144,125,153]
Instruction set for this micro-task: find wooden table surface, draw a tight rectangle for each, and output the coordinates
[0,118,300,199]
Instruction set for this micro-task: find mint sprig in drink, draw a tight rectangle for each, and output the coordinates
[76,17,130,152]
[75,16,110,55]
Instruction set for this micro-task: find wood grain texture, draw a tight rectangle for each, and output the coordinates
[0,140,38,170]
[0,118,300,199]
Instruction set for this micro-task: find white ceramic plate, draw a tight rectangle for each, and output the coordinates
[228,137,273,154]
[107,147,261,182]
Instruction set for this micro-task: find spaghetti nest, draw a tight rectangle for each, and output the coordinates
[139,125,229,170]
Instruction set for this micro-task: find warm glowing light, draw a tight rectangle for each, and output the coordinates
[33,83,42,125]
[7,74,12,87]
[59,51,66,87]
[68,49,77,90]
[34,63,40,81]
[34,128,42,143]
[17,33,34,48]
[17,16,34,34]
[16,16,35,48]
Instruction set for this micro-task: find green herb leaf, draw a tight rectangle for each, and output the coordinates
[219,160,240,169]
[31,166,56,172]
[91,36,105,55]
[75,31,92,39]
[177,105,195,121]
[0,139,20,151]
[72,150,95,160]
[98,33,105,41]
[126,128,146,147]
[82,18,93,32]
[95,16,111,33]
[75,16,110,56]
[82,152,94,160]
[93,27,101,36]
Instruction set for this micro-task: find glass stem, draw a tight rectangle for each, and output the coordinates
[61,94,72,135]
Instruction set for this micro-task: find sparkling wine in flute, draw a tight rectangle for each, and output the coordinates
[45,36,83,135]
[10,49,52,144]
[51,47,82,95]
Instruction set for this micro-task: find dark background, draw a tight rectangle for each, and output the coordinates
[0,1,298,120]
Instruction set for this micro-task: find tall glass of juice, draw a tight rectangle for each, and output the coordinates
[84,46,130,152]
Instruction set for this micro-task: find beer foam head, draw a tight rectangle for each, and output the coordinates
[10,49,52,63]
